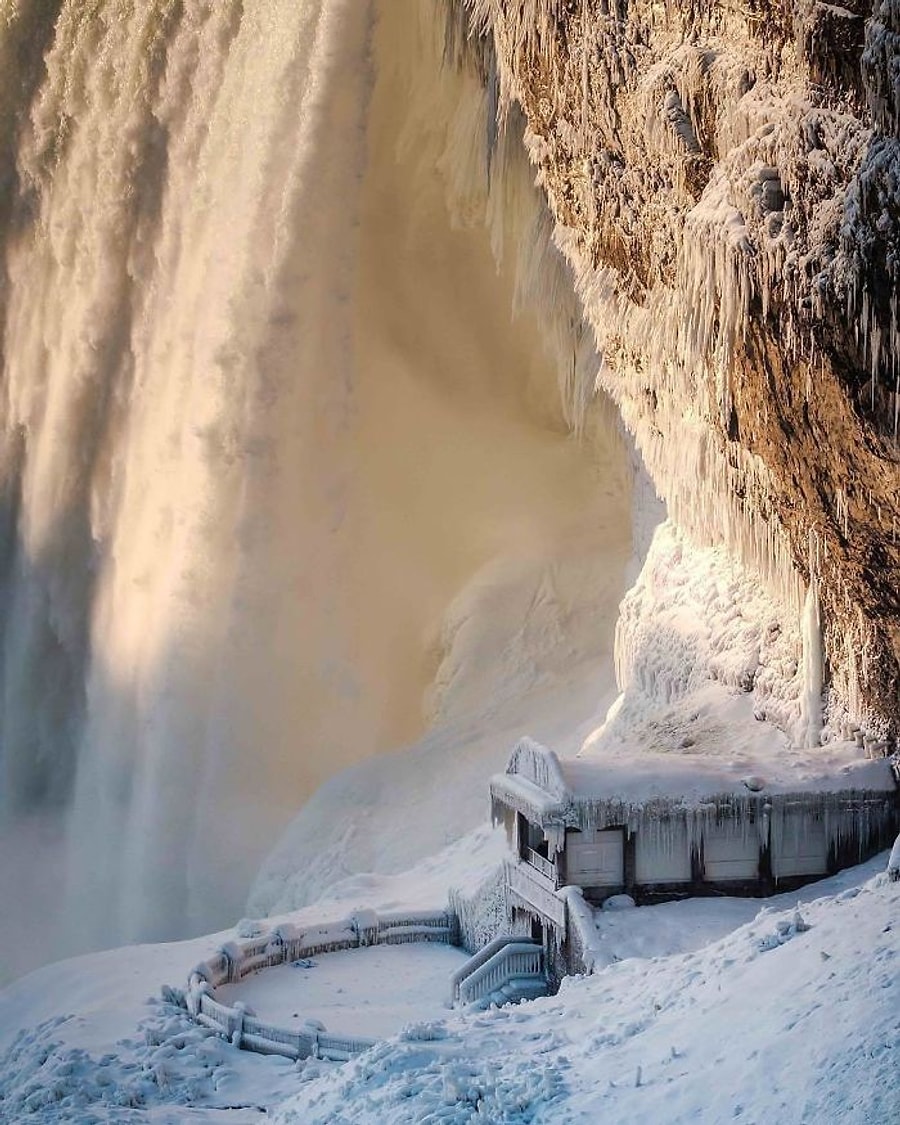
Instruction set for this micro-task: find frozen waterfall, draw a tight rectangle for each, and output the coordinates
[0,0,634,976]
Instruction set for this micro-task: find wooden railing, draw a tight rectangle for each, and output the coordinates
[177,908,457,1062]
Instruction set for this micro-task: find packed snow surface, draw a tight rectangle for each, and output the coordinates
[217,943,468,1041]
[562,743,896,801]
[1,838,897,1123]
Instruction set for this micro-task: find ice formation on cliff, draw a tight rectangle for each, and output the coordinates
[456,0,900,733]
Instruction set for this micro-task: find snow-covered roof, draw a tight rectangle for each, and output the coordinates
[491,737,899,828]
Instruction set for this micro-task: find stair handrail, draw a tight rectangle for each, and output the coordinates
[454,940,544,1006]
[449,934,539,1003]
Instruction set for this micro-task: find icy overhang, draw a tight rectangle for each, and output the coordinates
[490,737,899,831]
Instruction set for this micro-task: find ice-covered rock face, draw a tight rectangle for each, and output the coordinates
[455,0,900,733]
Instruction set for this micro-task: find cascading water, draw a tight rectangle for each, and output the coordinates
[0,0,382,968]
[0,0,635,978]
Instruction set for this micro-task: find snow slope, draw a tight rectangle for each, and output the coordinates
[275,856,899,1124]
[1,843,896,1123]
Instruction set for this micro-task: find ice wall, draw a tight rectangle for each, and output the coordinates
[587,519,805,763]
[0,0,634,977]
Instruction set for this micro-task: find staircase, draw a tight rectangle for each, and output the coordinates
[450,935,548,1009]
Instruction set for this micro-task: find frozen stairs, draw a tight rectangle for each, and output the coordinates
[450,935,548,1009]
[481,973,549,1009]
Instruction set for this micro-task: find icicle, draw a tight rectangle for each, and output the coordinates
[800,580,824,749]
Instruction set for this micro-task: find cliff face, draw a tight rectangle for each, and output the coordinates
[451,0,900,735]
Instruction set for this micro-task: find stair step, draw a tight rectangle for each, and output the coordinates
[512,987,547,1000]
[505,976,547,990]
[490,976,548,1007]
[506,981,549,999]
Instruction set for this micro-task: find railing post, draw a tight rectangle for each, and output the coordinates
[231,1002,246,1048]
[351,909,379,947]
[266,932,285,968]
[187,974,207,1017]
[219,942,243,983]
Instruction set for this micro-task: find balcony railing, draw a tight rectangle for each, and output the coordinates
[506,859,567,930]
[525,847,558,885]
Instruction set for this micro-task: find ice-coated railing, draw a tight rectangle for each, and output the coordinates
[449,934,524,1003]
[558,885,603,974]
[176,908,458,1062]
[454,940,544,1006]
[525,847,558,885]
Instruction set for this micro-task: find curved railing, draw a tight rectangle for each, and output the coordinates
[177,908,458,1062]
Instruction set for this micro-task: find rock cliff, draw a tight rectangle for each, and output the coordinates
[449,0,900,735]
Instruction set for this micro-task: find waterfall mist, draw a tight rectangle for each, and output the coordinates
[0,0,634,979]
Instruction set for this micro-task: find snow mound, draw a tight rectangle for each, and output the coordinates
[888,833,900,881]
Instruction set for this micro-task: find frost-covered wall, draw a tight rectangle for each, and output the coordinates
[610,520,807,745]
[451,0,900,735]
